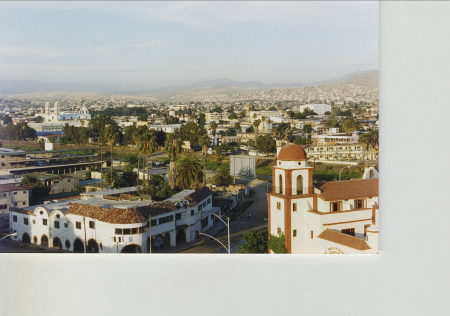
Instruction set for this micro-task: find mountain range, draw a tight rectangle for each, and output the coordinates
[0,70,378,96]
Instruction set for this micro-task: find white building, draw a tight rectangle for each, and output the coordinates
[299,104,332,115]
[44,102,91,123]
[8,186,219,253]
[267,144,379,254]
[0,184,31,211]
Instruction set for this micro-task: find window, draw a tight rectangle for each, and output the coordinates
[132,228,137,234]
[0,205,7,210]
[24,218,28,225]
[12,215,17,222]
[14,191,17,195]
[54,221,60,229]
[76,221,81,229]
[191,209,195,216]
[68,180,71,182]
[33,220,36,224]
[310,231,313,239]
[123,228,131,235]
[354,199,364,209]
[277,227,281,235]
[331,202,340,212]
[89,221,95,229]
[296,175,303,195]
[56,214,60,218]
[176,213,182,220]
[342,228,355,236]
[43,218,47,226]
[64,223,68,228]
[293,203,297,212]
[293,230,297,237]
[23,191,26,194]
[279,174,283,194]
[22,202,26,206]
[115,228,123,235]
[151,219,158,227]
[276,202,281,210]
[207,198,211,205]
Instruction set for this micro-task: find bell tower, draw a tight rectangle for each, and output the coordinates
[267,144,315,253]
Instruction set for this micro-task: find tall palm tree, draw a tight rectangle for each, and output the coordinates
[176,155,204,190]
[199,134,211,185]
[210,121,218,146]
[134,126,157,183]
[165,132,182,189]
[105,124,121,187]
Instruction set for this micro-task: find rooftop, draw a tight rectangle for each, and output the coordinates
[318,178,378,201]
[318,229,371,250]
[0,184,32,193]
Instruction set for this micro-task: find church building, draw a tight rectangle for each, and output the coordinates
[267,144,379,254]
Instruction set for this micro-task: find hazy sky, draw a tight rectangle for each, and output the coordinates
[0,1,378,89]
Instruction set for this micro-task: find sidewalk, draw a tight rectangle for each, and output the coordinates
[152,223,227,254]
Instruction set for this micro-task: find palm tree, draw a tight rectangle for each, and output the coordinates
[165,132,182,189]
[199,134,211,185]
[253,119,261,139]
[210,121,218,146]
[134,126,157,183]
[176,155,204,190]
[105,124,121,187]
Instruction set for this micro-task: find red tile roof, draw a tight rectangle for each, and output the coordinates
[9,207,33,215]
[277,144,307,161]
[138,201,176,217]
[318,178,378,201]
[318,229,371,250]
[67,203,146,224]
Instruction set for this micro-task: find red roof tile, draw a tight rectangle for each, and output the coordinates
[277,144,306,161]
[318,229,371,250]
[67,203,146,224]
[0,184,32,193]
[318,178,378,201]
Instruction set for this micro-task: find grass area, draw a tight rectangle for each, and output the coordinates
[256,166,272,176]
[231,200,255,221]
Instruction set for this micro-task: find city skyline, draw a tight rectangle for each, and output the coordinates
[0,1,378,90]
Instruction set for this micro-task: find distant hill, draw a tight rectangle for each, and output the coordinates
[0,79,126,95]
[0,70,378,97]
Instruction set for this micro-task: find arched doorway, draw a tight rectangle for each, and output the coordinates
[163,233,171,248]
[120,244,142,253]
[53,237,62,249]
[296,175,303,195]
[22,233,31,243]
[41,235,49,247]
[87,239,99,253]
[73,238,85,253]
[176,229,186,243]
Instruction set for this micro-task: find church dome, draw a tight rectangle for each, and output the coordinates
[277,144,307,161]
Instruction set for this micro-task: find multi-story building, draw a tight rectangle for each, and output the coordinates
[9,186,218,253]
[267,144,379,254]
[305,143,378,163]
[0,184,31,211]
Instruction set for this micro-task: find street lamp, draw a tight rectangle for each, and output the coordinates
[0,232,18,241]
[198,213,231,254]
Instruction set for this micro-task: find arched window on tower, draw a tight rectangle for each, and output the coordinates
[279,174,283,194]
[297,175,303,195]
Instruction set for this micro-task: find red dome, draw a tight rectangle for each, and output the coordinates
[277,144,307,161]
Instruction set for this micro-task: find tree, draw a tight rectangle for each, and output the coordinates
[21,174,50,205]
[0,114,12,125]
[324,116,339,129]
[179,121,205,148]
[199,134,211,185]
[212,167,233,187]
[228,113,238,120]
[176,155,204,190]
[210,121,218,137]
[303,124,312,135]
[137,113,148,122]
[268,232,287,254]
[134,126,157,182]
[197,113,206,127]
[239,230,268,253]
[341,117,361,134]
[165,132,182,189]
[359,129,379,150]
[272,123,290,140]
[256,135,276,153]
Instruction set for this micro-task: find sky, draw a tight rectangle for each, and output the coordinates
[0,1,378,90]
